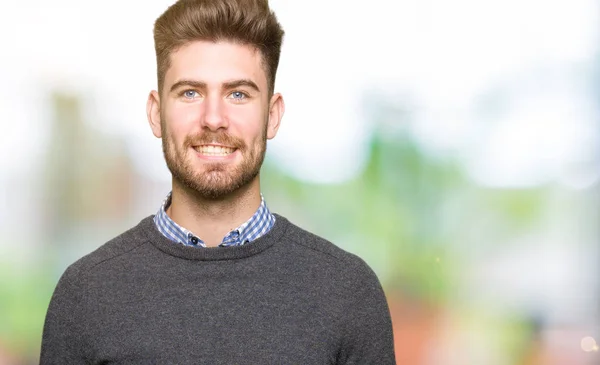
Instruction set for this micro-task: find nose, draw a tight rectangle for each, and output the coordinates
[201,95,228,131]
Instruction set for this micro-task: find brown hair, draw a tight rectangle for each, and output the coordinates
[153,0,284,96]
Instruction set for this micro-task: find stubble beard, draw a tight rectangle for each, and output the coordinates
[161,120,268,201]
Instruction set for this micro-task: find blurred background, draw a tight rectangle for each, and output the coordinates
[1,0,599,364]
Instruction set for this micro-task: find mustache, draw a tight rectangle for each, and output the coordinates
[183,131,245,149]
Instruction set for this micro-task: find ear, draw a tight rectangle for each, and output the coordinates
[147,90,162,138]
[266,93,285,140]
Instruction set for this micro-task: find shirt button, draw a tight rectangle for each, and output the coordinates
[190,237,199,245]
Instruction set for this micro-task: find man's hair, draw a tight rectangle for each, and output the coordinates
[153,0,285,96]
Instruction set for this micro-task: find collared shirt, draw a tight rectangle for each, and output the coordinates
[153,192,276,248]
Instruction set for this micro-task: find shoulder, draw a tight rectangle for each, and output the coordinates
[276,214,379,283]
[60,216,155,283]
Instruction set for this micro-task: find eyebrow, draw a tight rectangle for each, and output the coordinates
[223,79,260,93]
[169,79,260,94]
[169,80,206,94]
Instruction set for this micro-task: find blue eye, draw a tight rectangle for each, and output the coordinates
[183,90,198,98]
[231,91,246,100]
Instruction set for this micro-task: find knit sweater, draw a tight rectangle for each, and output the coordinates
[40,214,396,364]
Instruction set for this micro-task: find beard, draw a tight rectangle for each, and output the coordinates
[161,119,268,200]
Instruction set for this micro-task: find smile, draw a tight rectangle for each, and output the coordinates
[193,145,236,156]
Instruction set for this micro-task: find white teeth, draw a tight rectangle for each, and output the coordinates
[195,145,235,156]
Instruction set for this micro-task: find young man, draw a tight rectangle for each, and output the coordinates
[40,0,396,363]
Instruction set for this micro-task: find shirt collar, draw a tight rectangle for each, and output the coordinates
[153,192,275,248]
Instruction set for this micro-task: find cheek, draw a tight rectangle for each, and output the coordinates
[164,104,202,142]
[228,105,268,141]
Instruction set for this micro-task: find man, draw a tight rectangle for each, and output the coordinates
[40,0,396,363]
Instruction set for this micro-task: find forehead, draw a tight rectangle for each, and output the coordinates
[165,41,267,88]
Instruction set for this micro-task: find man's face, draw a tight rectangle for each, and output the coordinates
[147,41,283,199]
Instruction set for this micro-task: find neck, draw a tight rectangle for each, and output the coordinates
[167,177,262,247]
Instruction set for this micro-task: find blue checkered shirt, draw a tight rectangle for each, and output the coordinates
[153,192,276,248]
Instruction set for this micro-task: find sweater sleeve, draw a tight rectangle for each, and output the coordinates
[337,265,396,365]
[40,268,88,364]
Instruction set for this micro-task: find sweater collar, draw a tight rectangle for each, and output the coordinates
[141,213,289,261]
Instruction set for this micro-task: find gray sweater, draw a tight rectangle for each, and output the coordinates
[40,214,396,364]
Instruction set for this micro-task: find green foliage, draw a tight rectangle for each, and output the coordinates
[0,262,54,361]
